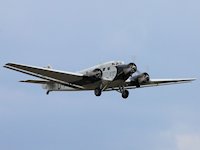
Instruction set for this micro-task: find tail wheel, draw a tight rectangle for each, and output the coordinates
[94,88,102,96]
[46,91,50,95]
[122,90,129,99]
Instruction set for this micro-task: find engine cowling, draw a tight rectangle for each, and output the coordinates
[131,72,150,87]
[86,68,103,79]
[123,63,137,75]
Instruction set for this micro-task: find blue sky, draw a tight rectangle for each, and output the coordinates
[0,0,200,150]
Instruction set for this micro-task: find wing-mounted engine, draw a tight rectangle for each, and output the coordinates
[130,72,150,87]
[85,68,103,79]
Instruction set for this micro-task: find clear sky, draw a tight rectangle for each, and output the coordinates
[0,0,200,150]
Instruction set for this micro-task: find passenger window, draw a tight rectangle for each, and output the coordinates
[107,67,110,70]
[103,68,105,71]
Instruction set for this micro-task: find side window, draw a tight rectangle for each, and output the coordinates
[103,68,105,71]
[107,67,110,70]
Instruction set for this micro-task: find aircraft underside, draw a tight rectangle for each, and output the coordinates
[43,79,131,98]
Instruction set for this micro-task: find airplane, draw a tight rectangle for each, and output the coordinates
[4,61,195,99]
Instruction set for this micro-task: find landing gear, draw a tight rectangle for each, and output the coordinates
[94,85,129,99]
[119,86,129,99]
[122,90,129,99]
[94,88,102,96]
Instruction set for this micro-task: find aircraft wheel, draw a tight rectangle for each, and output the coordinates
[122,90,129,99]
[94,88,102,96]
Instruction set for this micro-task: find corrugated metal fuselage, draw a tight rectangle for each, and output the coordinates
[43,61,133,91]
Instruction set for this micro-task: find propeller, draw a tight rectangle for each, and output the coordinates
[130,55,142,75]
[130,55,150,76]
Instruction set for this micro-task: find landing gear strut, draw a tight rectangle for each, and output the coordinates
[119,86,129,99]
[94,88,102,96]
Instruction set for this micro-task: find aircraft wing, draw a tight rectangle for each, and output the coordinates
[132,78,195,89]
[4,63,85,89]
[106,78,196,91]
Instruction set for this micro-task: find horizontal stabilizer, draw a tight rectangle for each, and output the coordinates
[20,80,49,84]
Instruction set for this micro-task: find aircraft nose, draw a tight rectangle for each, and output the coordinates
[123,63,137,75]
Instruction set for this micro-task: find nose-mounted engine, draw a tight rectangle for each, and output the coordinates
[115,62,137,80]
[123,63,137,75]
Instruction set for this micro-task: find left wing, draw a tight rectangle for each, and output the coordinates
[4,63,85,89]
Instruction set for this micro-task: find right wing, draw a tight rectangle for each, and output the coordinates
[4,63,85,89]
[106,78,196,91]
[129,78,196,89]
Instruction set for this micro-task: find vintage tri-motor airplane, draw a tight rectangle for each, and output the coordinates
[4,61,195,99]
